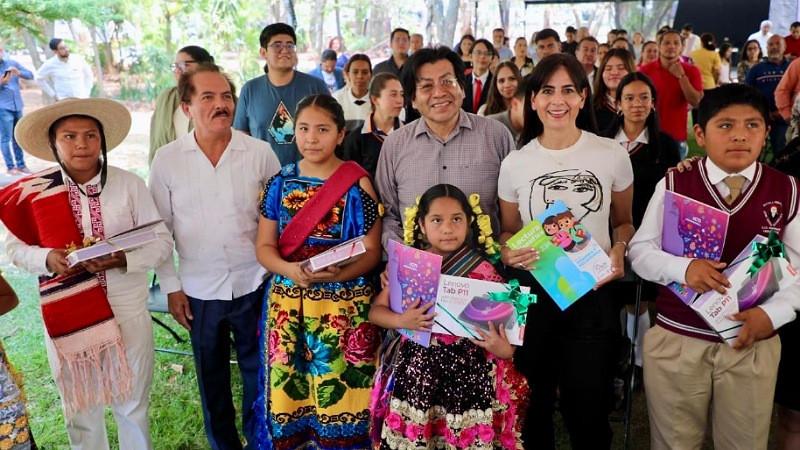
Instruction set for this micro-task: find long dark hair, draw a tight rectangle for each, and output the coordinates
[592,48,635,110]
[700,32,716,51]
[603,72,667,162]
[743,39,763,63]
[483,61,522,115]
[519,53,597,147]
[412,184,484,256]
[457,34,476,57]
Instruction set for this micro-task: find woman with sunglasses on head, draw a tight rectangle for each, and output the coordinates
[602,72,680,388]
[149,45,215,164]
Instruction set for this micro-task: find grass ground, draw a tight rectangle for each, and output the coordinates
[1,255,242,449]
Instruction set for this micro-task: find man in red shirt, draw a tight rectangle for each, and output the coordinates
[640,29,703,158]
[785,22,800,59]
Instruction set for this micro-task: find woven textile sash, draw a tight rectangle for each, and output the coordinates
[0,167,132,417]
[278,161,368,258]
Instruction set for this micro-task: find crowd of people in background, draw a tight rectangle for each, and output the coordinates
[2,15,800,450]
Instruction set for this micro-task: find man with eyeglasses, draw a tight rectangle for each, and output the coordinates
[375,46,516,248]
[233,23,328,166]
[373,28,411,77]
[35,38,94,101]
[461,39,494,114]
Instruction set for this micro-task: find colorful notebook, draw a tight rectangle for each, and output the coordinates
[661,191,730,304]
[386,240,442,347]
[506,200,612,310]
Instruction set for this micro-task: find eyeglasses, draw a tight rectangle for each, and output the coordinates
[392,37,409,43]
[621,94,652,104]
[171,60,196,71]
[267,43,297,52]
[417,77,460,94]
[473,50,494,58]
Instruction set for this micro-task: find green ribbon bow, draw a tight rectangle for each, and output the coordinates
[748,230,786,277]
[488,279,537,327]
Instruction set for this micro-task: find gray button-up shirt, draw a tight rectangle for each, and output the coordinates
[375,109,515,247]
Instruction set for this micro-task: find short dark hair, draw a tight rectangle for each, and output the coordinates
[612,37,630,47]
[49,38,63,51]
[390,28,410,41]
[321,49,337,62]
[659,29,684,45]
[696,83,770,131]
[295,93,346,132]
[259,23,296,48]
[177,45,214,64]
[493,28,505,35]
[617,29,628,35]
[179,63,237,103]
[401,46,465,102]
[519,54,597,146]
[681,23,693,31]
[578,36,599,48]
[344,53,372,73]
[535,28,561,44]
[792,22,800,29]
[566,26,577,34]
[469,39,495,57]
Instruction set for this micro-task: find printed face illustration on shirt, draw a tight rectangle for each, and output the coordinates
[529,169,603,221]
[269,101,296,144]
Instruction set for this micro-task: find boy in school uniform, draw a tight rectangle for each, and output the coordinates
[628,83,800,450]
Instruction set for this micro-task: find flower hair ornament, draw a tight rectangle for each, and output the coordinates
[403,196,423,245]
[469,194,501,261]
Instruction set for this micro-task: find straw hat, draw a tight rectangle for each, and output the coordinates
[14,98,131,162]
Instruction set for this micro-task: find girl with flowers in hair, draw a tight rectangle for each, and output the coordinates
[369,183,529,449]
[254,94,383,449]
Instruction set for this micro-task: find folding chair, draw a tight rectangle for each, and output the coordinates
[148,275,192,356]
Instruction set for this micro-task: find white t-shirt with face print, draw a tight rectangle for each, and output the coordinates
[498,130,633,252]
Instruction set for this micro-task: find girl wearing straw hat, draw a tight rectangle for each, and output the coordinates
[0,98,173,449]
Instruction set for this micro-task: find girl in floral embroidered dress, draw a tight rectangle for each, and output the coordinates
[253,94,382,449]
[369,184,529,449]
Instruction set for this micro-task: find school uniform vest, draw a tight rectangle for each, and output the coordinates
[655,158,800,342]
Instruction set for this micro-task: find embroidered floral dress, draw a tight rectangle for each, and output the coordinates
[254,164,380,449]
[0,341,32,449]
[372,245,529,449]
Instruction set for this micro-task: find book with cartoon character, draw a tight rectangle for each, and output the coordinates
[387,240,442,347]
[506,200,612,310]
[690,234,799,345]
[661,191,730,304]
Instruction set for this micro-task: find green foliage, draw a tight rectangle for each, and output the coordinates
[118,45,174,102]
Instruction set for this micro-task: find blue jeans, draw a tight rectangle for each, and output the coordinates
[0,109,25,169]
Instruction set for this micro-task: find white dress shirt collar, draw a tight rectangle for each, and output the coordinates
[704,157,757,185]
[614,127,649,147]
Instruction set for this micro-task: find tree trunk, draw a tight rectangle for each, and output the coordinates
[442,0,459,48]
[88,25,105,98]
[163,3,173,56]
[498,0,510,31]
[307,0,327,52]
[270,0,283,22]
[458,0,472,38]
[21,30,42,69]
[284,0,297,29]
[335,3,342,39]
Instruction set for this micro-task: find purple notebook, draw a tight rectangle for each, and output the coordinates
[387,240,443,347]
[661,191,729,304]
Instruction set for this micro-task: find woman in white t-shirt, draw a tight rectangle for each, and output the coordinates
[496,53,634,449]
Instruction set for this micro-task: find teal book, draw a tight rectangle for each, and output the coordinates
[506,200,611,310]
